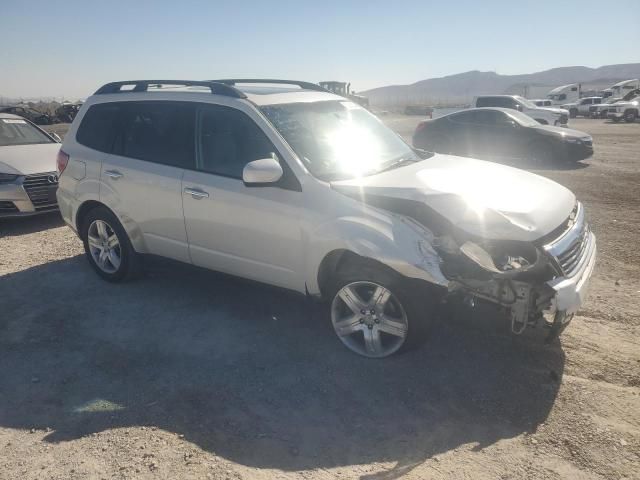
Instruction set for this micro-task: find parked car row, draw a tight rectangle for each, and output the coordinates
[0,102,82,125]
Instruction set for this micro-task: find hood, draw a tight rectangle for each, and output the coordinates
[538,106,568,115]
[612,100,639,108]
[534,125,591,139]
[0,143,59,175]
[331,155,576,242]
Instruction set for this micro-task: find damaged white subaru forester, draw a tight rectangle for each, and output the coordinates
[56,79,596,358]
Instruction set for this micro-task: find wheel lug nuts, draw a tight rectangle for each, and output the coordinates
[367,325,373,329]
[360,309,366,314]
[370,309,375,314]
[359,318,364,323]
[374,319,380,323]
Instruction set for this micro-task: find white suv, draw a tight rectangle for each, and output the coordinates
[57,79,596,358]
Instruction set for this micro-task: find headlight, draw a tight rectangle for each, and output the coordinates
[0,173,19,184]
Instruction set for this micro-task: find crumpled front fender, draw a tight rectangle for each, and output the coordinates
[305,211,449,295]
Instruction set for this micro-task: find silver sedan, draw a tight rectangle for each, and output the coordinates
[0,113,62,217]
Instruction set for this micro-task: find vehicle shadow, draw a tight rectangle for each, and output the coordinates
[0,212,64,238]
[0,256,564,477]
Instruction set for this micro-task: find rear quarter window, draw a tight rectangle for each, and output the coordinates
[76,103,120,152]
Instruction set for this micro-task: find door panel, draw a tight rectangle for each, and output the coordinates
[182,103,304,290]
[98,100,196,262]
[100,155,189,262]
[182,172,303,289]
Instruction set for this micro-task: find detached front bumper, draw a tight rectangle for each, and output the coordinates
[547,231,596,315]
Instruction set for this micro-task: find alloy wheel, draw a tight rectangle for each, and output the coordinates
[87,219,122,274]
[331,281,408,358]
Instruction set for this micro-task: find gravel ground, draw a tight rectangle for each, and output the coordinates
[1,118,639,479]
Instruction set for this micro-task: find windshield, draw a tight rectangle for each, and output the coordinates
[0,118,53,146]
[514,96,536,109]
[506,110,540,127]
[261,101,420,180]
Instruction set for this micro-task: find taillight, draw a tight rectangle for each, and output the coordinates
[56,149,70,175]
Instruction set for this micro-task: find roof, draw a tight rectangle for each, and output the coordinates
[241,87,343,106]
[91,80,344,107]
[548,84,579,94]
[612,79,639,87]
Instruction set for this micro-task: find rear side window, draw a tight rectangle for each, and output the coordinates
[113,102,195,169]
[197,104,275,179]
[76,103,120,152]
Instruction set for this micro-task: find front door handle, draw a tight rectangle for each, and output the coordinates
[104,170,124,180]
[184,187,209,199]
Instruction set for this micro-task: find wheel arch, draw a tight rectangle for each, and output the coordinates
[308,215,450,300]
[75,200,147,253]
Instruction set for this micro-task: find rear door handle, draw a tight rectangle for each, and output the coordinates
[184,187,209,199]
[104,170,123,180]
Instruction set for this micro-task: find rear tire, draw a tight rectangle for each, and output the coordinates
[326,260,438,358]
[80,206,142,282]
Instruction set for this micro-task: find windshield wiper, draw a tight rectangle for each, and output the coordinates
[377,156,418,173]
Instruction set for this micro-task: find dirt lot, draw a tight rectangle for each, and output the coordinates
[1,118,639,479]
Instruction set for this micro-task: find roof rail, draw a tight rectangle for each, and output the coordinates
[94,80,247,98]
[211,79,327,93]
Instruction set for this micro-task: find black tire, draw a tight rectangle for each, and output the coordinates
[80,206,142,282]
[624,110,637,123]
[326,260,440,357]
[611,117,621,123]
[527,140,555,167]
[569,109,578,119]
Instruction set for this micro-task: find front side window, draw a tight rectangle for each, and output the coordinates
[113,102,195,169]
[261,101,420,180]
[0,117,53,146]
[197,105,275,179]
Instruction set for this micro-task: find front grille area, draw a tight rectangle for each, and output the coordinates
[0,201,19,214]
[556,223,590,275]
[544,202,592,277]
[23,172,59,210]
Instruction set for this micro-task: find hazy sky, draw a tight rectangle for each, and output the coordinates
[2,0,638,99]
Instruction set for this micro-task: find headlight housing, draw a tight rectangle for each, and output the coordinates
[0,173,19,184]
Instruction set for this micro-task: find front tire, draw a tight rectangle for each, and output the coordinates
[81,206,141,282]
[569,109,578,119]
[527,140,555,167]
[327,262,436,358]
[624,110,637,123]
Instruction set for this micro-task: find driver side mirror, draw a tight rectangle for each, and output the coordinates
[242,156,284,187]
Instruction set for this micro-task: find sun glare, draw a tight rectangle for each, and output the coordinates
[325,124,382,177]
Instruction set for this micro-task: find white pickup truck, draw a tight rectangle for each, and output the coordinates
[474,95,569,126]
[561,97,603,118]
[608,97,639,123]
